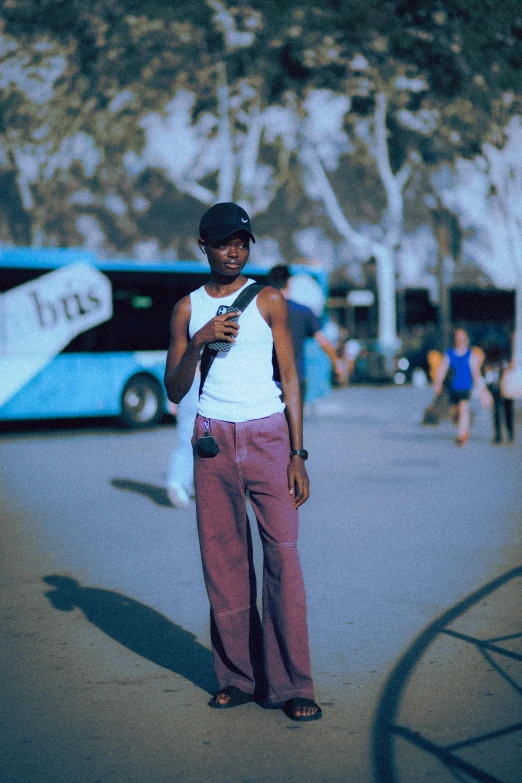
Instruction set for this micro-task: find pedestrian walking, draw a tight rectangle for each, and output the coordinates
[421,349,451,426]
[433,328,491,446]
[164,202,321,721]
[165,373,199,507]
[483,344,515,444]
[267,264,345,403]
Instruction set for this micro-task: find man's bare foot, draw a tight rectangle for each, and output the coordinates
[212,691,232,706]
[208,685,254,709]
[283,697,322,722]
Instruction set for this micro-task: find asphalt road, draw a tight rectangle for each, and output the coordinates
[1,386,521,783]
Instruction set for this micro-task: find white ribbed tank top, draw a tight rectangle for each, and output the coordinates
[189,279,285,422]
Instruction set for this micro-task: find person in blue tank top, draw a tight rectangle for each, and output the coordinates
[434,328,491,445]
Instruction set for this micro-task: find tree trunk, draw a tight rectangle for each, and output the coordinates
[216,62,234,203]
[300,141,399,350]
[238,104,263,211]
[374,245,398,356]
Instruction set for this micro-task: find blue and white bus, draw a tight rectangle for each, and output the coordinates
[0,248,331,427]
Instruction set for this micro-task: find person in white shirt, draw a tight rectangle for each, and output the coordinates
[164,203,321,722]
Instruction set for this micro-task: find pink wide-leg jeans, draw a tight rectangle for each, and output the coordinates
[192,411,314,704]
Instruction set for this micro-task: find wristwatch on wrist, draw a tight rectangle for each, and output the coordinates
[290,449,308,460]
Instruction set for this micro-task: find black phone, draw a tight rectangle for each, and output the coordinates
[208,306,240,352]
[216,305,240,319]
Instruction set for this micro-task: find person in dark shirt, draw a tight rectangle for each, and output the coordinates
[483,344,515,444]
[268,264,343,402]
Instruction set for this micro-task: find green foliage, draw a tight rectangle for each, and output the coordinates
[1,0,521,251]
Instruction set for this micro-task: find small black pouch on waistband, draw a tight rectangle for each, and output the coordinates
[195,418,219,458]
[195,435,219,458]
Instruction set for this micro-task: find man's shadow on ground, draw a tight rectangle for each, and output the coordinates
[111,478,173,507]
[42,575,216,694]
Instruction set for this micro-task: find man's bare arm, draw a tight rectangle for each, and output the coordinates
[164,295,242,404]
[164,297,199,404]
[314,331,344,382]
[433,354,449,395]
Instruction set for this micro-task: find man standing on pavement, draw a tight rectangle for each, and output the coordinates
[164,203,321,722]
[267,264,345,403]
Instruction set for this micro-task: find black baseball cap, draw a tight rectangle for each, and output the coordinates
[199,202,255,244]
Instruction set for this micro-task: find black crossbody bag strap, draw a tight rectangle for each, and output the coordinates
[198,283,266,397]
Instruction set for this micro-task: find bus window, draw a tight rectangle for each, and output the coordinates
[64,271,209,353]
[0,254,332,425]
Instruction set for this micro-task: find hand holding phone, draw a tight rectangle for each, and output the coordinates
[207,306,240,352]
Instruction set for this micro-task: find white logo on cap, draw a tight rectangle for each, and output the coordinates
[241,217,248,223]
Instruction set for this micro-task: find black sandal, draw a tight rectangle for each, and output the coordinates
[282,697,322,722]
[208,685,254,709]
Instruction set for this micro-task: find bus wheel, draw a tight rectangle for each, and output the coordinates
[121,374,163,428]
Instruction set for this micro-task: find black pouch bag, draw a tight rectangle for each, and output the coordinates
[195,434,219,458]
[195,417,219,458]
